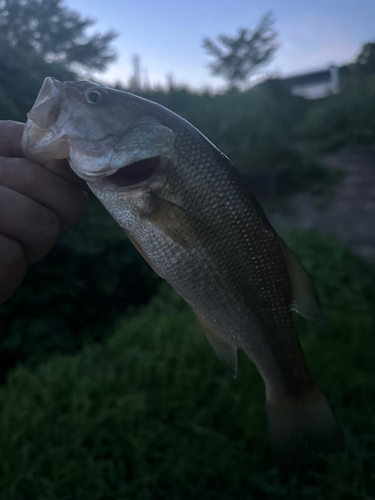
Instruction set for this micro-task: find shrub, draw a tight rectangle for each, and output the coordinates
[296,74,375,151]
[0,197,161,381]
[0,232,374,499]
[137,80,309,175]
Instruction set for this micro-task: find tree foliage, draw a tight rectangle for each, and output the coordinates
[0,197,160,381]
[0,34,75,120]
[0,0,118,119]
[0,0,117,71]
[356,41,375,75]
[202,12,279,84]
[296,73,375,151]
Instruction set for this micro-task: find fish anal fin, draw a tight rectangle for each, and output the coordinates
[278,237,324,326]
[143,195,209,248]
[195,314,238,378]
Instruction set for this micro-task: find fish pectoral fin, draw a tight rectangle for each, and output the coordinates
[143,195,209,248]
[278,236,324,326]
[196,316,238,378]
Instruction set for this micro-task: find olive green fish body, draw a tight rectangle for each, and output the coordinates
[89,117,310,392]
[22,78,345,469]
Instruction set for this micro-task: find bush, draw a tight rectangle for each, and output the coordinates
[0,37,75,121]
[0,197,161,381]
[296,74,375,151]
[0,231,375,499]
[137,80,309,175]
[134,82,334,199]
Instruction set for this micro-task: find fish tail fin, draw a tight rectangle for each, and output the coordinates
[265,385,345,470]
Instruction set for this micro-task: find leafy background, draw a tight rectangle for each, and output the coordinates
[1,1,375,498]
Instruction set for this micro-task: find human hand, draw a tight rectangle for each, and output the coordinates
[0,120,89,303]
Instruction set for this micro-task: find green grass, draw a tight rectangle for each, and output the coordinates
[0,231,375,499]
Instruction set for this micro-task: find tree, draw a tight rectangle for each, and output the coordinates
[202,12,279,85]
[356,41,375,75]
[0,0,117,72]
[128,54,142,92]
[0,34,75,120]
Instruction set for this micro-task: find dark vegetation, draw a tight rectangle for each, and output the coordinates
[1,232,375,499]
[0,0,116,71]
[0,199,159,382]
[296,73,375,151]
[1,0,375,496]
[0,36,75,121]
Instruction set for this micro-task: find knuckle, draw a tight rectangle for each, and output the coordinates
[32,208,60,247]
[26,209,60,264]
[24,162,42,188]
[42,208,60,241]
[0,157,42,189]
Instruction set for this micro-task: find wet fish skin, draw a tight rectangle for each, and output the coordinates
[22,78,345,469]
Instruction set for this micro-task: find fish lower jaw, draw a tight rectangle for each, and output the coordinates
[22,121,65,163]
[69,162,118,182]
[79,156,165,190]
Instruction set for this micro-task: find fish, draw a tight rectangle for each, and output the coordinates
[22,77,345,469]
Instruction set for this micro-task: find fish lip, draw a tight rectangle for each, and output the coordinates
[24,78,176,185]
[21,118,70,163]
[75,157,152,183]
[73,167,116,182]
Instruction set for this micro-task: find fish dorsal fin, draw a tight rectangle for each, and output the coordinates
[278,237,324,326]
[195,313,238,378]
[144,195,209,248]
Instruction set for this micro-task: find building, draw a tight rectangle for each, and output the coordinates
[282,65,340,99]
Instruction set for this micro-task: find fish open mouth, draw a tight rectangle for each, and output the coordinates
[105,156,161,188]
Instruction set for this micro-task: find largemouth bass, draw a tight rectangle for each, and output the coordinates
[22,77,344,469]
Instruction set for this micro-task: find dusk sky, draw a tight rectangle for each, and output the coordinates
[65,0,375,90]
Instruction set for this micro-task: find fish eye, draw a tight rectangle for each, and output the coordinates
[85,89,102,104]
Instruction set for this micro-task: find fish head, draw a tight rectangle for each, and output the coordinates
[22,77,176,187]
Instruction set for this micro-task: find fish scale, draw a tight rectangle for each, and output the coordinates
[165,128,291,336]
[22,77,345,469]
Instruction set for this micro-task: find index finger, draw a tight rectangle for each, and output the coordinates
[0,121,24,158]
[0,120,85,186]
[44,159,86,186]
